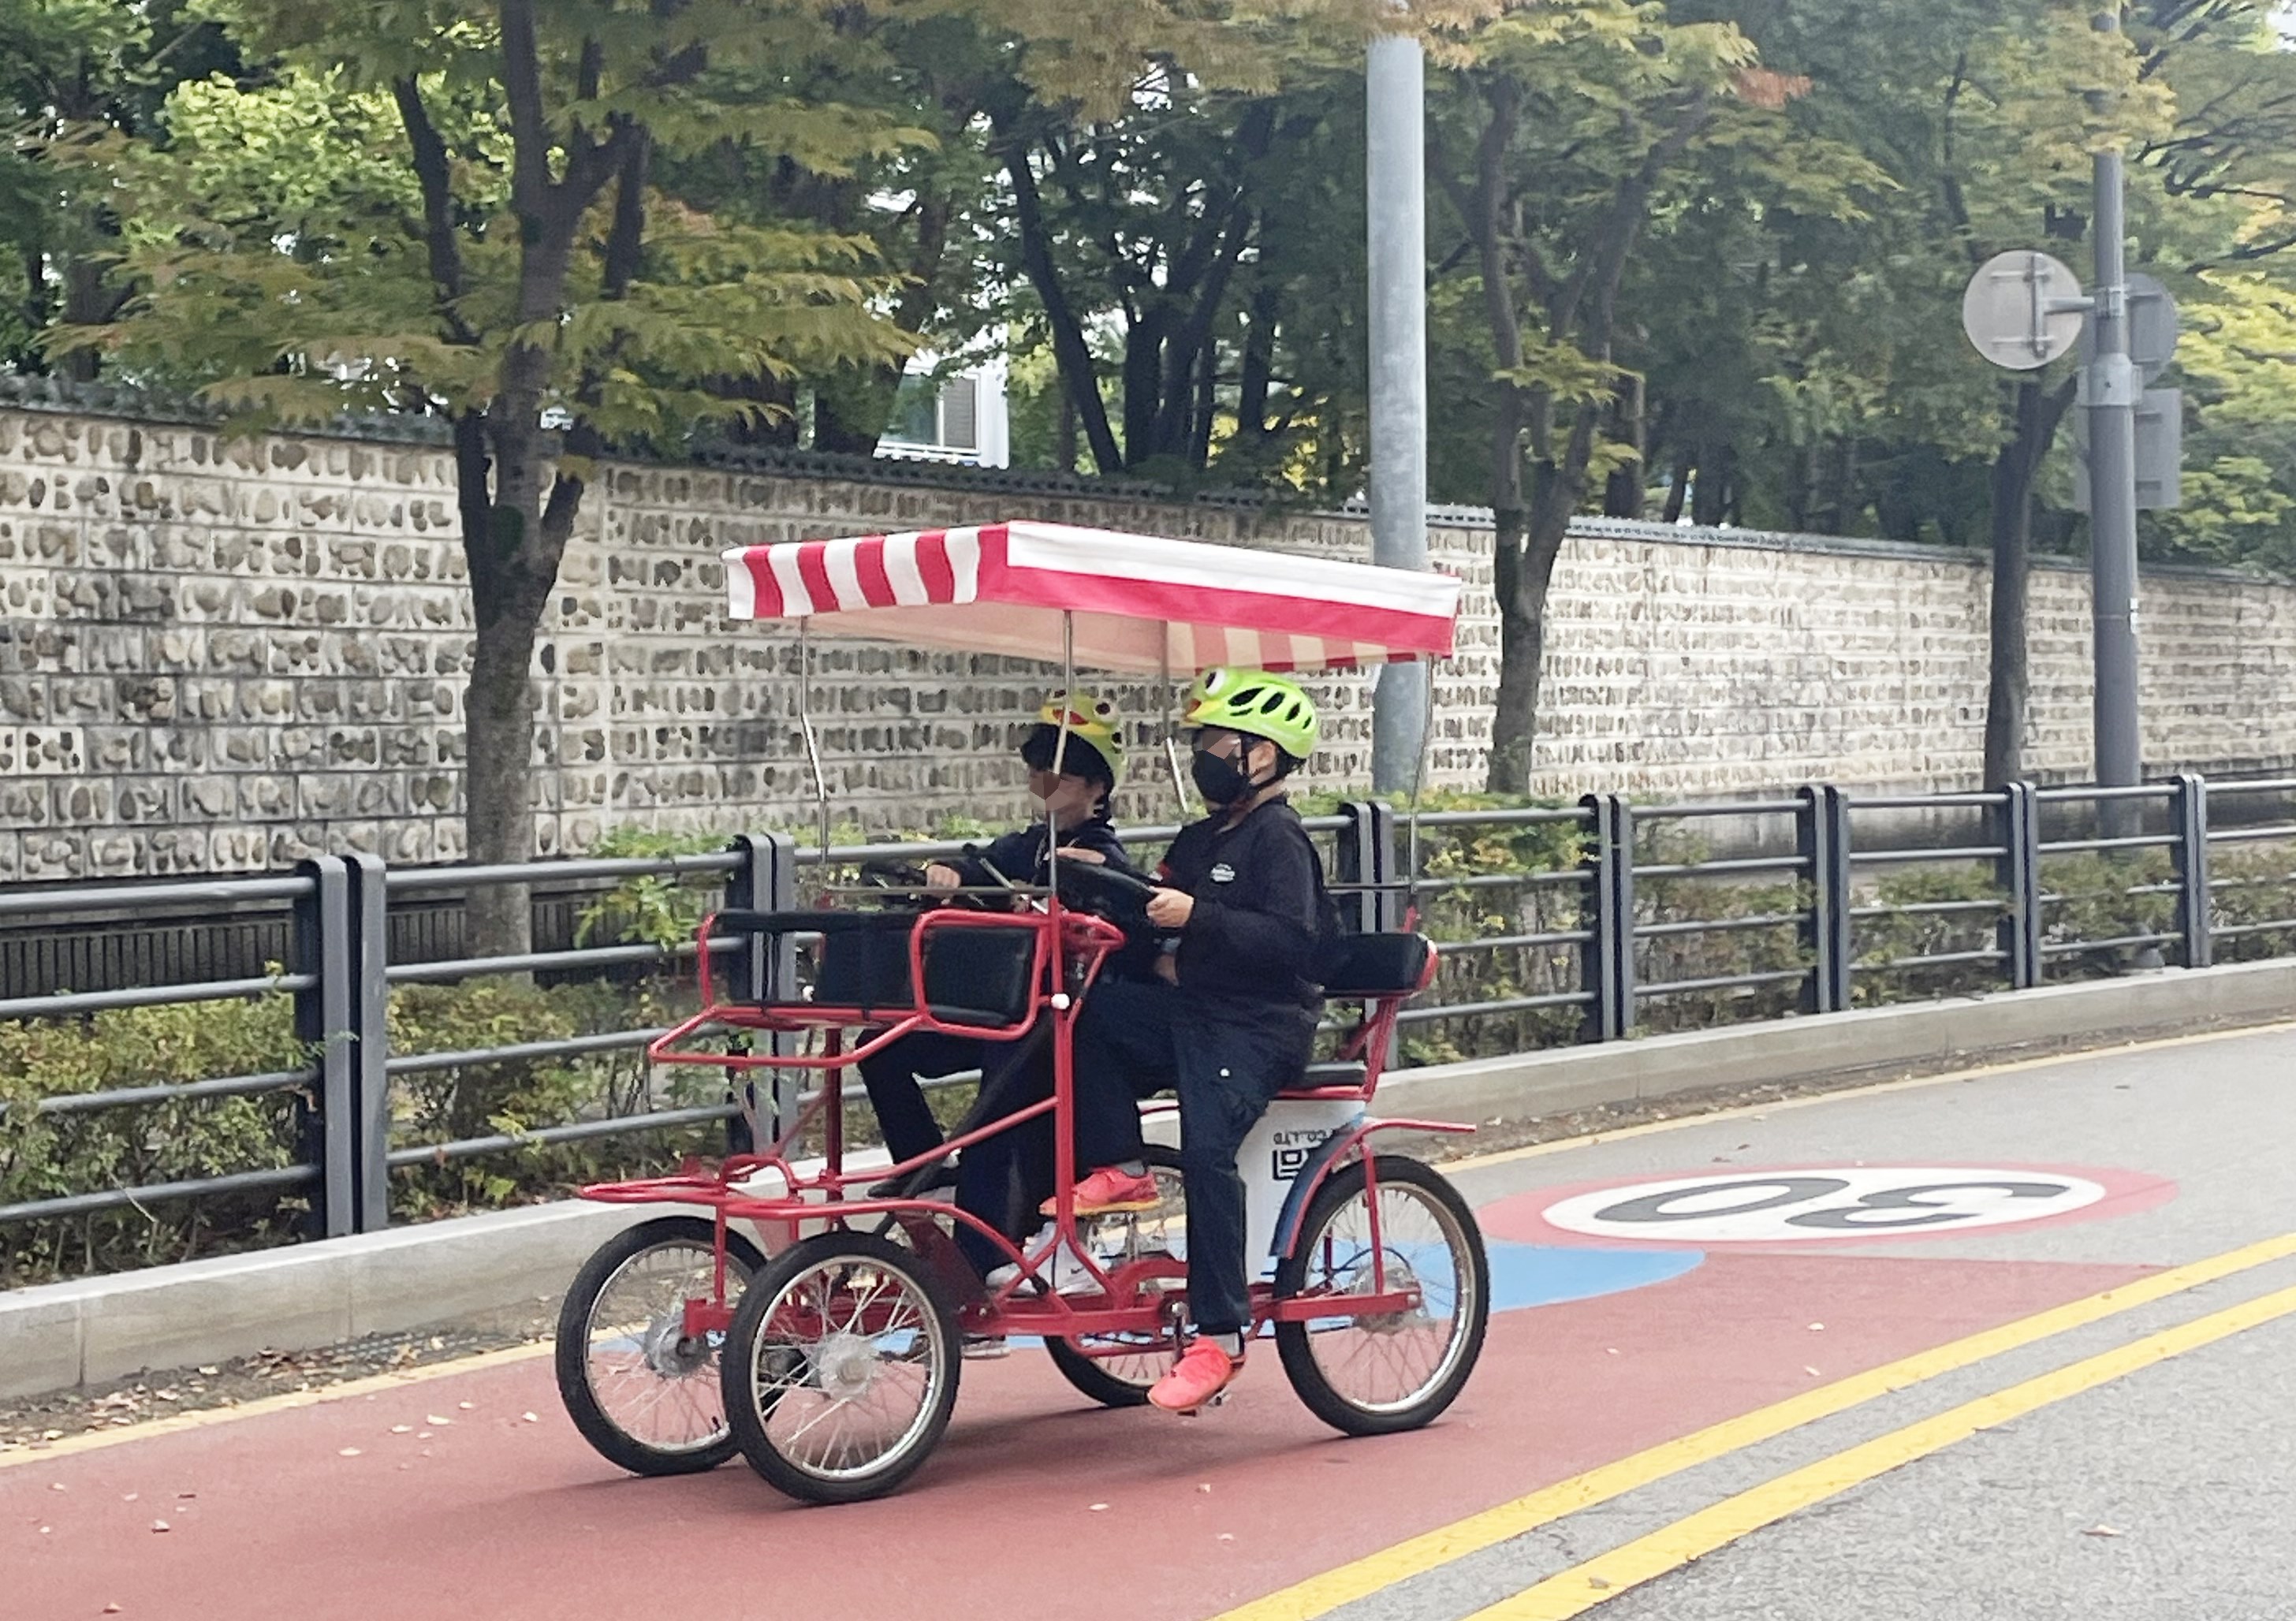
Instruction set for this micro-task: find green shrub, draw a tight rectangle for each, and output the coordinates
[0,993,310,1286]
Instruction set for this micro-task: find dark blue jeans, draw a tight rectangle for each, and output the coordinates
[1070,978,1314,1336]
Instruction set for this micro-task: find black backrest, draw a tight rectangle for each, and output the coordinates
[919,928,1039,1028]
[1318,932,1434,999]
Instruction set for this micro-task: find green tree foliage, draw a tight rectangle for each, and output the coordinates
[1431,0,1882,791]
[0,0,237,374]
[66,1,919,951]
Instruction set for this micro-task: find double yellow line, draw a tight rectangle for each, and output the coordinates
[1217,1229,2296,1621]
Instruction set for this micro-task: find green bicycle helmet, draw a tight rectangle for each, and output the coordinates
[1185,667,1320,762]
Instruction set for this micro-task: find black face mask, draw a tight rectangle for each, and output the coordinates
[1191,748,1254,807]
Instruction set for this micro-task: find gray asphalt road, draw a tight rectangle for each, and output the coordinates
[1306,1020,2296,1621]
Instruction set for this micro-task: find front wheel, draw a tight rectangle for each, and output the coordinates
[721,1230,961,1504]
[1273,1155,1489,1437]
[556,1216,766,1476]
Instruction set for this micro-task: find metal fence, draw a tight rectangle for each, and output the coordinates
[3,775,2294,1260]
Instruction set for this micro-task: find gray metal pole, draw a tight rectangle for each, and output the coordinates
[2085,9,2143,794]
[1367,27,1429,794]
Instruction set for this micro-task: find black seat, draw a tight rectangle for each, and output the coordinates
[1318,931,1434,999]
[713,908,1037,1030]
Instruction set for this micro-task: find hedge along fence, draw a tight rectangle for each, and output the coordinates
[8,780,2296,1287]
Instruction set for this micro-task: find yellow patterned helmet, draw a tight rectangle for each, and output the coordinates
[1184,668,1319,761]
[1023,690,1125,787]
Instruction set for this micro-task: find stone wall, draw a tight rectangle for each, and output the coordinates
[2,393,2294,882]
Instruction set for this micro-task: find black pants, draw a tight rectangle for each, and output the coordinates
[1069,978,1314,1336]
[854,1030,982,1166]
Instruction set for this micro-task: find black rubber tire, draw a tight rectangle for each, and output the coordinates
[1042,1146,1187,1408]
[1273,1155,1489,1438]
[556,1216,767,1476]
[720,1229,962,1505]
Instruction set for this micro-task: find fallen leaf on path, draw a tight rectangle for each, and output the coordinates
[2083,1525,2125,1538]
[149,1519,169,1533]
[338,1448,362,1458]
[1588,1577,1612,1590]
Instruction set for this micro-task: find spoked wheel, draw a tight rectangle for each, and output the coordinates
[556,1216,766,1476]
[721,1230,960,1504]
[1045,1147,1187,1408]
[1273,1155,1489,1437]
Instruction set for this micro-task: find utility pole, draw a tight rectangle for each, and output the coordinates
[1367,19,1429,793]
[2086,2,2144,804]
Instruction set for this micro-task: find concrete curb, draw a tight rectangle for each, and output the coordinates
[1377,957,2296,1126]
[6,962,2292,1400]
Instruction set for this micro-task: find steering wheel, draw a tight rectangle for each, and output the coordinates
[1051,857,1160,939]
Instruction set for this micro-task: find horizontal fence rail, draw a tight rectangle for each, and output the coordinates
[3,776,2294,1272]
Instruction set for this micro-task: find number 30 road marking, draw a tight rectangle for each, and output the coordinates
[1539,1167,2115,1243]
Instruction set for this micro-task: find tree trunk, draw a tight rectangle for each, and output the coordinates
[996,120,1124,475]
[1486,506,1538,794]
[1691,434,1730,526]
[1602,372,1646,520]
[1236,286,1277,448]
[1983,377,2074,788]
[1662,442,1691,524]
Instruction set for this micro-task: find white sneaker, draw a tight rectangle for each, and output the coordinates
[985,1228,1108,1297]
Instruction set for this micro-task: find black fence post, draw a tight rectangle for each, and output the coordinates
[725,833,800,1147]
[1578,794,1633,1042]
[339,851,392,1233]
[2171,771,2212,971]
[1368,800,1404,933]
[1798,786,1853,1015]
[291,856,355,1239]
[1335,802,1381,935]
[1995,782,2044,989]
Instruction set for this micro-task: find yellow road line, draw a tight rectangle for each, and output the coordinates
[1210,1228,2296,1621]
[1469,1279,2296,1619]
[1440,1017,2296,1176]
[0,1340,554,1473]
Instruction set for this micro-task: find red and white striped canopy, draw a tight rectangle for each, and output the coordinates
[721,521,1459,673]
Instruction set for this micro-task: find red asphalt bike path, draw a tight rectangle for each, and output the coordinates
[5,1249,2150,1621]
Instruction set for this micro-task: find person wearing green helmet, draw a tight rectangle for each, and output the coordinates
[1048,666,1332,1414]
[858,691,1137,1191]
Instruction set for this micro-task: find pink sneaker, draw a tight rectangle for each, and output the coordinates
[1042,1165,1161,1216]
[1150,1340,1240,1414]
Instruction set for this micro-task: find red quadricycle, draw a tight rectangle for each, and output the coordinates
[554,520,1491,1504]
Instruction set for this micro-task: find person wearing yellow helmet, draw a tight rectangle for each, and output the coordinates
[859,691,1138,1197]
[1048,667,1332,1412]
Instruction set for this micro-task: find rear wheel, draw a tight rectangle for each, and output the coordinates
[721,1230,960,1504]
[1044,1149,1187,1407]
[557,1216,766,1476]
[1273,1156,1488,1437]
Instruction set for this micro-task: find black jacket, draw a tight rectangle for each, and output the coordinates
[1159,796,1325,1020]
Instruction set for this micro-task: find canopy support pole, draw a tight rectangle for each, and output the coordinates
[796,619,830,861]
